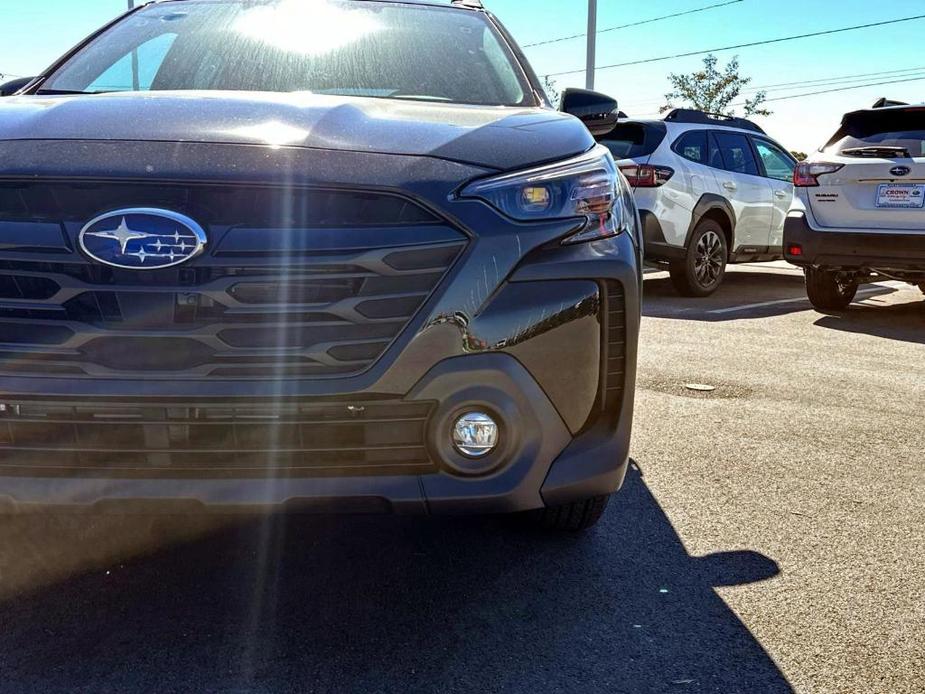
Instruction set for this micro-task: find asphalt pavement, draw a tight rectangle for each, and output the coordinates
[0,262,922,693]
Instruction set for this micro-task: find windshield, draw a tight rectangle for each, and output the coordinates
[823,109,925,157]
[40,0,532,107]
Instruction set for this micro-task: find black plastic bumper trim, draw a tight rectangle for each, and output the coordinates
[784,212,925,269]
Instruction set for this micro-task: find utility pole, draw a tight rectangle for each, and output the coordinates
[585,0,597,91]
[128,0,138,90]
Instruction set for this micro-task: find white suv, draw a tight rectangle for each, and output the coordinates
[600,109,796,296]
[784,101,925,310]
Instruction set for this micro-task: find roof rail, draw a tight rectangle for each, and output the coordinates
[662,108,765,134]
[450,0,484,8]
[871,98,909,109]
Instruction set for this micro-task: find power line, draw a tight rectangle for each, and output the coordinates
[760,72,925,94]
[734,74,925,106]
[750,65,925,91]
[523,0,743,49]
[620,67,925,110]
[625,74,925,117]
[547,14,925,77]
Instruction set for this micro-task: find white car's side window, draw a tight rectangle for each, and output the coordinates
[675,130,710,164]
[754,139,796,183]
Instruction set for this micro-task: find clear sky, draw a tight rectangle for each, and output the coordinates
[1,0,923,153]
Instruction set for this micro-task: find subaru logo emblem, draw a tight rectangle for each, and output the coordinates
[79,208,207,270]
[890,166,911,177]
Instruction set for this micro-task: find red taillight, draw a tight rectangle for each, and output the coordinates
[787,244,803,257]
[793,162,844,187]
[619,164,674,188]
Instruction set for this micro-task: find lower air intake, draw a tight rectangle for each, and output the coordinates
[0,399,437,479]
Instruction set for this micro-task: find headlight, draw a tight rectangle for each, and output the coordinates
[458,145,628,245]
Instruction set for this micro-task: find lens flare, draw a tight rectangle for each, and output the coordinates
[234,0,382,57]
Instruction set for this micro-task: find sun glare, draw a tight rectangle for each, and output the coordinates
[233,0,382,56]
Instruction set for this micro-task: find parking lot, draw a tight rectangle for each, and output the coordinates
[0,263,920,693]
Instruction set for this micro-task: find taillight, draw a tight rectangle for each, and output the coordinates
[619,164,674,188]
[793,162,843,187]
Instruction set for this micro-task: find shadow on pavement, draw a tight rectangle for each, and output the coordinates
[0,466,791,693]
[814,297,925,344]
[644,269,896,322]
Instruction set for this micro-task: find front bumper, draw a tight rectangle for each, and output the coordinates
[784,211,925,270]
[0,352,624,514]
[0,236,640,515]
[0,349,633,515]
[0,140,639,514]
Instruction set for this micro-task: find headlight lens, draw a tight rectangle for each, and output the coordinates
[458,145,628,245]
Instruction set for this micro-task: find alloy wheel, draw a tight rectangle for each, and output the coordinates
[694,230,724,287]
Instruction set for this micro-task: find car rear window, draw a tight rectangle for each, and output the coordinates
[823,109,925,157]
[599,122,667,159]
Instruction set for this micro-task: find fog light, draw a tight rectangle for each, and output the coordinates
[452,412,499,458]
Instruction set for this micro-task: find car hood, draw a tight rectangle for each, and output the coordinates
[0,91,594,171]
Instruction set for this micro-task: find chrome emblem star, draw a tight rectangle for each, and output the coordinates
[84,217,155,254]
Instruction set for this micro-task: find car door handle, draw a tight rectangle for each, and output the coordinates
[722,181,737,191]
[774,190,790,199]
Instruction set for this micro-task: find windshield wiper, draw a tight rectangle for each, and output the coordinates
[841,145,912,158]
[35,89,116,95]
[388,93,454,103]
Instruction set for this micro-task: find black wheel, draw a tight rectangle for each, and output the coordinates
[527,494,610,531]
[805,267,858,311]
[669,220,728,297]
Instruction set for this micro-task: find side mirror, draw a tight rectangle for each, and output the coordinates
[559,88,619,136]
[0,77,34,97]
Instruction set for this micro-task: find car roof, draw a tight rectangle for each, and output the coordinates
[611,118,766,135]
[843,103,925,118]
[151,0,482,8]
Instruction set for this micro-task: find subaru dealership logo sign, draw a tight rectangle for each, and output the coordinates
[79,208,207,269]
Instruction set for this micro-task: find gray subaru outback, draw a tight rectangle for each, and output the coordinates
[0,0,640,530]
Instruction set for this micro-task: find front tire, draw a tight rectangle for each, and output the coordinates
[528,494,610,531]
[669,220,728,297]
[805,267,858,311]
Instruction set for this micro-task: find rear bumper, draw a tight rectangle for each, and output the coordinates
[639,210,685,262]
[784,211,925,270]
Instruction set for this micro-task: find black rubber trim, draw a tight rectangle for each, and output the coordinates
[638,210,685,261]
[686,194,737,250]
[783,212,925,269]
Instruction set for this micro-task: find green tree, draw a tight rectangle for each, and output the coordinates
[790,150,808,161]
[661,54,770,117]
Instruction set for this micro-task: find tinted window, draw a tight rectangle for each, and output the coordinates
[42,0,531,107]
[823,109,925,157]
[714,131,759,175]
[600,123,667,158]
[753,139,795,182]
[674,130,710,164]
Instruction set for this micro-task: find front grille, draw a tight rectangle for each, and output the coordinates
[0,181,466,379]
[0,399,436,478]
